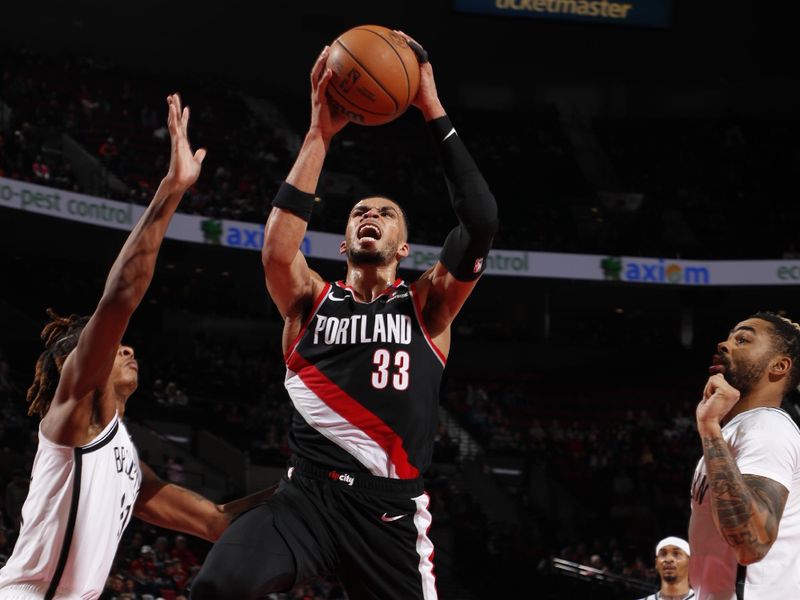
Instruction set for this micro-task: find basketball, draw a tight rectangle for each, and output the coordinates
[325,25,421,126]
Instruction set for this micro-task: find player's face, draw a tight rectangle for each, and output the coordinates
[710,318,775,394]
[343,198,409,266]
[655,546,689,583]
[110,345,139,397]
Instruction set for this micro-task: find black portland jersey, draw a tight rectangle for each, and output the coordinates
[284,279,446,479]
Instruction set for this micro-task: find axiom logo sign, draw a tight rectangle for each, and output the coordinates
[601,257,710,285]
[777,265,800,281]
[228,225,311,255]
[328,470,355,486]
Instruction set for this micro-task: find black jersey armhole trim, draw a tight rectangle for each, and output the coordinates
[44,451,82,600]
[284,282,331,363]
[80,418,119,454]
[736,563,746,599]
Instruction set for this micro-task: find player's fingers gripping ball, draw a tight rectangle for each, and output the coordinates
[325,25,422,126]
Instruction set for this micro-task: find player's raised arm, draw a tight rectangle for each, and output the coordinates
[399,33,499,339]
[262,46,347,322]
[47,94,205,434]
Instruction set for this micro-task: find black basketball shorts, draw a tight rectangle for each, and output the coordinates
[271,456,438,600]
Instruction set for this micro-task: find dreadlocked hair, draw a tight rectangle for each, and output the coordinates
[750,311,800,394]
[26,308,90,418]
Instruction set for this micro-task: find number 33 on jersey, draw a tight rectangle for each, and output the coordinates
[284,280,446,480]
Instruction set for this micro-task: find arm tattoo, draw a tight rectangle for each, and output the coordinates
[170,483,212,506]
[702,435,788,563]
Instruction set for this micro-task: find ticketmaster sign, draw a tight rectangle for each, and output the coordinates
[3,176,800,286]
[453,0,671,28]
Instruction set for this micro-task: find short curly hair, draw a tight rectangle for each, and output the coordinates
[750,311,800,394]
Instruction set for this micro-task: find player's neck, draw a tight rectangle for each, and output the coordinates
[659,581,690,598]
[116,397,127,419]
[102,380,129,420]
[344,265,398,301]
[723,387,783,425]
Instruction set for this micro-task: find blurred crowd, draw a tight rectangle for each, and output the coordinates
[5,49,800,259]
[442,376,701,589]
[99,524,346,600]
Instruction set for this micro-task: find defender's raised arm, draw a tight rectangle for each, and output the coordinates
[42,94,205,446]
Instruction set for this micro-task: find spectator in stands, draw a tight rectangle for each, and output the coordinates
[32,155,50,181]
[153,379,166,405]
[164,381,188,407]
[125,531,145,562]
[165,558,189,593]
[122,577,140,599]
[99,136,119,167]
[635,536,693,600]
[131,545,158,582]
[99,574,125,600]
[152,536,170,568]
[170,536,198,569]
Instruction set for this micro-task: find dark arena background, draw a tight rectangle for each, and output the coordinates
[1,1,799,598]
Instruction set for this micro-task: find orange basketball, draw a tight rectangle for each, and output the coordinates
[325,25,421,126]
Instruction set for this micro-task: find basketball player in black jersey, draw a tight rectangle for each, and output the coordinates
[191,34,498,600]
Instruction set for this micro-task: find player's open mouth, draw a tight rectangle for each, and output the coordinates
[709,354,727,375]
[357,223,382,242]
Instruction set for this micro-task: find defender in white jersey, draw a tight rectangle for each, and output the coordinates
[688,312,800,600]
[0,95,270,600]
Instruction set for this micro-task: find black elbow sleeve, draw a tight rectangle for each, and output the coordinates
[429,116,499,281]
[440,218,498,281]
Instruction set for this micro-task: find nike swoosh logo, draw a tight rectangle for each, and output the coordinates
[442,127,457,141]
[381,513,408,522]
[326,291,347,302]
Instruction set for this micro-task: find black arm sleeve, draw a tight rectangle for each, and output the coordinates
[428,115,499,281]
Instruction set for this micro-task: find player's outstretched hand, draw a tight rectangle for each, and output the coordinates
[165,93,206,192]
[309,46,348,144]
[395,31,445,122]
[696,373,741,434]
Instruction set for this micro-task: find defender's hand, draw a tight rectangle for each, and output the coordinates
[697,374,741,434]
[309,46,348,144]
[164,93,206,192]
[395,30,445,122]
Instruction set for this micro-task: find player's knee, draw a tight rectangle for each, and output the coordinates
[190,563,294,600]
[190,571,239,600]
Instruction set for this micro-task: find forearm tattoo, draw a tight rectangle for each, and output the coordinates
[702,435,787,563]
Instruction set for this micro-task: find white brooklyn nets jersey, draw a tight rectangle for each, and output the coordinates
[0,414,141,600]
[636,591,695,600]
[689,407,800,600]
